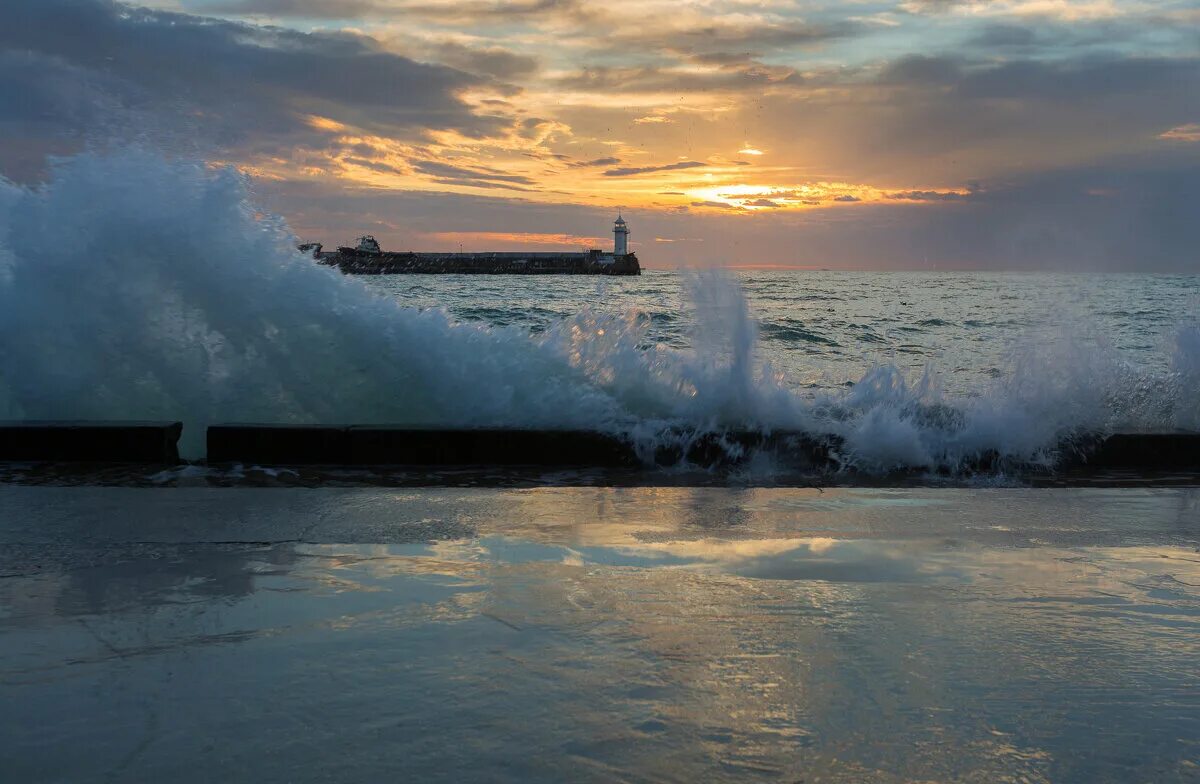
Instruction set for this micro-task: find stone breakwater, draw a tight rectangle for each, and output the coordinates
[317,249,641,275]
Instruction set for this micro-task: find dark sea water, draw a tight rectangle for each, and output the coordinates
[364,269,1199,397]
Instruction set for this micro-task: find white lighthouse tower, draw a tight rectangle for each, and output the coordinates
[613,212,630,256]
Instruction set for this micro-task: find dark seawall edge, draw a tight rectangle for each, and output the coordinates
[3,423,1199,478]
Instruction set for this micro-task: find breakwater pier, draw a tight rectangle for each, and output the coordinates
[304,214,640,275]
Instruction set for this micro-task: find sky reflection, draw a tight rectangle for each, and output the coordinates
[3,487,1199,781]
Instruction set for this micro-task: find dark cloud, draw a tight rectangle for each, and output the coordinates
[426,178,538,192]
[954,57,1200,102]
[558,63,800,94]
[877,55,962,86]
[873,159,1200,271]
[341,157,407,174]
[568,157,622,168]
[967,24,1039,49]
[688,52,757,66]
[833,195,860,202]
[964,17,1199,54]
[187,0,582,21]
[189,0,386,16]
[417,40,539,79]
[604,161,705,177]
[641,19,856,54]
[522,151,571,161]
[746,198,780,208]
[740,52,1200,186]
[871,54,1200,108]
[410,159,536,187]
[0,0,498,176]
[887,190,971,201]
[408,0,584,20]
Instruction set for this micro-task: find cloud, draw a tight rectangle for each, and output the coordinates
[745,198,780,208]
[900,0,972,10]
[883,159,1200,270]
[186,0,583,21]
[690,200,740,209]
[877,55,962,85]
[1159,124,1200,142]
[628,18,856,54]
[568,157,622,168]
[0,0,499,176]
[556,63,800,94]
[603,161,705,177]
[900,0,1133,20]
[887,190,972,201]
[735,51,1200,186]
[417,40,539,79]
[410,160,537,187]
[954,57,1200,102]
[187,0,388,16]
[341,157,408,175]
[967,23,1040,48]
[833,195,861,202]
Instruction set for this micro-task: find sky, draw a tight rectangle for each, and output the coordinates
[1,0,1198,269]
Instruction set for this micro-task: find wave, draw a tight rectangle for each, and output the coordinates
[757,319,841,347]
[0,147,1196,468]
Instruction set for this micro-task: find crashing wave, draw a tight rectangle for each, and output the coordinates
[0,147,1195,467]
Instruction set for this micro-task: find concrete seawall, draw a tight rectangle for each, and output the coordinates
[0,421,182,463]
[206,425,640,466]
[3,422,1199,476]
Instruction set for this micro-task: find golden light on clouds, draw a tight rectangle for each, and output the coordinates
[305,115,349,133]
[1159,124,1200,142]
[249,104,979,222]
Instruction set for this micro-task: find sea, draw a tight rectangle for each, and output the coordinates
[364,268,1198,405]
[2,147,1195,471]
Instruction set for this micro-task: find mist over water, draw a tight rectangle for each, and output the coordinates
[0,147,1196,466]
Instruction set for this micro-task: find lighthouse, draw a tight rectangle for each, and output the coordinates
[613,212,630,256]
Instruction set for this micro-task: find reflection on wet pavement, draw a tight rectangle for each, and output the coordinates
[2,487,1199,782]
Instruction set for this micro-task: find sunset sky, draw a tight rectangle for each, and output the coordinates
[2,0,1198,268]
